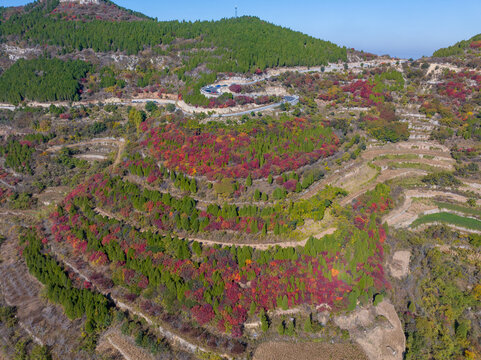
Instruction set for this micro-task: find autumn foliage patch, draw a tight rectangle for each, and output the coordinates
[49,178,390,337]
[142,117,339,180]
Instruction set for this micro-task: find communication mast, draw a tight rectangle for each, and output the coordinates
[235,6,238,18]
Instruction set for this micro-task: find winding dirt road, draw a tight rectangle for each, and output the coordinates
[45,137,126,169]
[45,137,124,153]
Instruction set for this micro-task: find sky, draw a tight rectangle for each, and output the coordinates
[3,0,481,59]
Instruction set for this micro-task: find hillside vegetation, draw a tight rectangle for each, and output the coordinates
[433,33,481,57]
[0,0,346,73]
[1,2,481,360]
[0,57,92,104]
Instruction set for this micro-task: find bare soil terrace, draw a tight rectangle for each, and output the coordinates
[253,341,368,360]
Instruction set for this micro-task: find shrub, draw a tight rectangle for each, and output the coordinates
[214,179,236,196]
[422,172,461,187]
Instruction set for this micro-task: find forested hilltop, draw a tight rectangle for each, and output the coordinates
[0,0,346,73]
[0,0,347,105]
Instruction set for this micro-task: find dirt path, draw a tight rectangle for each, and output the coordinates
[97,201,337,249]
[463,180,481,196]
[45,137,124,153]
[106,331,155,360]
[374,158,453,170]
[113,139,126,168]
[45,137,126,170]
[299,160,367,200]
[361,148,452,161]
[96,199,338,250]
[362,142,451,159]
[95,207,125,223]
[300,139,451,201]
[339,169,427,207]
[189,227,337,250]
[0,178,15,189]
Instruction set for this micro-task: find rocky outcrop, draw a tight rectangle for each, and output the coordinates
[334,299,406,360]
[389,250,411,279]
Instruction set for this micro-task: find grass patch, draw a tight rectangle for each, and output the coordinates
[411,212,481,231]
[388,176,424,188]
[434,201,481,218]
[375,154,419,161]
[388,161,440,172]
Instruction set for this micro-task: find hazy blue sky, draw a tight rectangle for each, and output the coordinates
[3,0,481,59]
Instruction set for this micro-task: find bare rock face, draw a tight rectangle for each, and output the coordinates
[334,299,406,360]
[59,0,100,4]
[389,250,411,279]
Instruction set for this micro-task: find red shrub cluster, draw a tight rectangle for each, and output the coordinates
[192,304,215,325]
[142,118,339,180]
[229,84,242,93]
[470,41,481,49]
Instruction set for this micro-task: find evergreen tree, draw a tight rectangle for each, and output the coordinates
[277,321,285,335]
[286,319,295,336]
[250,220,258,234]
[262,223,268,236]
[260,309,269,332]
[303,316,313,332]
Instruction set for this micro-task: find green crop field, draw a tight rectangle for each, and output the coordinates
[411,212,481,231]
[434,201,481,218]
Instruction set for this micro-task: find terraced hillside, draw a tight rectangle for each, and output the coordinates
[0,2,480,360]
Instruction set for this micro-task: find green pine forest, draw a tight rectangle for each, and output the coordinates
[0,58,92,104]
[0,1,347,73]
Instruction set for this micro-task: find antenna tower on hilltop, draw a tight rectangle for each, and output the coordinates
[235,6,238,18]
